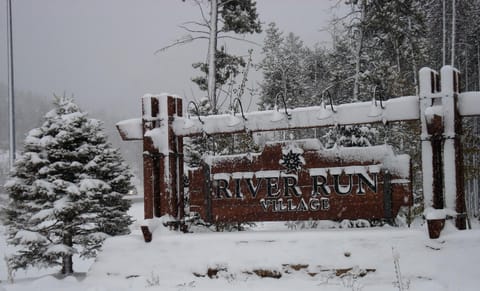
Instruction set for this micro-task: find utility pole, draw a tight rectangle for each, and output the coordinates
[451,0,456,66]
[7,0,16,169]
[442,0,446,66]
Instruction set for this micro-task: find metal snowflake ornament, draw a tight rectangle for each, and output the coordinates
[280,145,305,173]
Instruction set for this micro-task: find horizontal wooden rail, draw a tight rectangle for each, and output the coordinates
[172,95,420,137]
[116,92,480,140]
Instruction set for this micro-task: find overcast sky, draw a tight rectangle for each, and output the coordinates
[1,0,344,119]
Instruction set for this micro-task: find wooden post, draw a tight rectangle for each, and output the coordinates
[441,66,466,229]
[175,98,185,221]
[142,96,160,219]
[419,67,440,210]
[142,94,185,222]
[154,95,184,221]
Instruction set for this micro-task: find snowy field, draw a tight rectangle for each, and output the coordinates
[1,197,480,291]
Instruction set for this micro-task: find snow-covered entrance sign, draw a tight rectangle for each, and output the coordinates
[117,66,480,237]
[188,141,411,223]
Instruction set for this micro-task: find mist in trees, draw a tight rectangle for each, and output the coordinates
[0,83,51,151]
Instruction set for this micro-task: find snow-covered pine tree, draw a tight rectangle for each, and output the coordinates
[3,95,133,275]
[323,124,378,149]
[258,23,311,110]
[340,0,427,101]
[184,97,212,167]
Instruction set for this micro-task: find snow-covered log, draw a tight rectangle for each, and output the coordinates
[116,118,142,140]
[172,95,420,137]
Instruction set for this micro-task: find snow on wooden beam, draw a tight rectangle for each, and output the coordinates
[172,95,420,137]
[458,92,480,116]
[115,92,477,140]
[116,118,143,140]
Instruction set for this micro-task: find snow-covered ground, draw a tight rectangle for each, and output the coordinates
[1,197,479,291]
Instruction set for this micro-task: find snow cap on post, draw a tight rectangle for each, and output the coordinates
[440,66,460,95]
[143,94,182,155]
[419,67,438,96]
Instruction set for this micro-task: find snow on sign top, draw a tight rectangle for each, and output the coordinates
[206,140,410,179]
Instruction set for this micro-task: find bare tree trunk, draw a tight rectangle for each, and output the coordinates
[208,0,218,113]
[408,18,418,94]
[465,49,469,90]
[353,1,365,102]
[477,43,480,90]
[61,232,73,275]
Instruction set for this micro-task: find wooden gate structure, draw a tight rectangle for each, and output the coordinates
[117,66,480,232]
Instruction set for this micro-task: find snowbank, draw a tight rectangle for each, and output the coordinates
[1,199,480,291]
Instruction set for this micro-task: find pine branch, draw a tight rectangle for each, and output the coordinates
[218,0,236,8]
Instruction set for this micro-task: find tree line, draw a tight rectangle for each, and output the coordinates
[177,0,480,219]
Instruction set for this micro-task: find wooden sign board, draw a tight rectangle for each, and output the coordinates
[188,140,412,223]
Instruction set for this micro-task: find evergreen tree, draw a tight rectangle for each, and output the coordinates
[323,124,378,148]
[164,0,261,113]
[3,95,133,274]
[191,45,247,103]
[257,22,284,109]
[340,0,428,101]
[184,97,212,167]
[258,23,313,109]
[162,1,262,166]
[324,32,357,105]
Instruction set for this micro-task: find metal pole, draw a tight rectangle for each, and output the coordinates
[442,0,446,66]
[7,0,16,169]
[451,0,456,66]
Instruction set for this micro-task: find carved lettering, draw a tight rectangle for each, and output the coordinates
[321,197,330,210]
[311,175,330,196]
[296,198,308,211]
[283,176,302,197]
[357,172,378,194]
[266,177,281,198]
[333,173,353,195]
[246,178,262,198]
[215,179,232,199]
[309,198,320,211]
[259,197,330,212]
[260,199,271,212]
[234,178,243,198]
[211,165,384,213]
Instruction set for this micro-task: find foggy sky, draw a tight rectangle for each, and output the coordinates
[0,0,343,173]
[1,0,340,117]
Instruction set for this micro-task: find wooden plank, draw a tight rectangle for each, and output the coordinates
[458,92,480,117]
[173,95,420,137]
